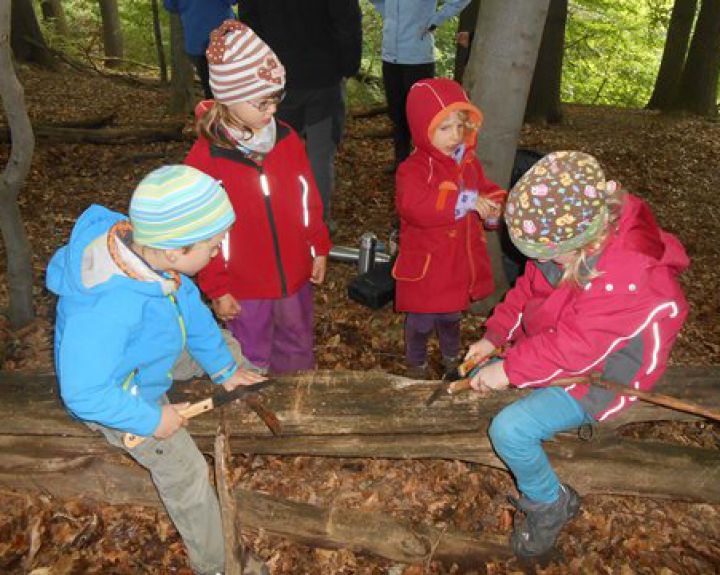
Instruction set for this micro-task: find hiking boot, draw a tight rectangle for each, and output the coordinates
[441,355,460,379]
[406,363,429,380]
[508,483,581,558]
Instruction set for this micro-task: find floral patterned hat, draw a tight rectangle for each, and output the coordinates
[505,150,617,259]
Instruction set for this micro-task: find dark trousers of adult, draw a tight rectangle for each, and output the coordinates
[382,61,435,167]
[189,54,213,100]
[277,83,346,224]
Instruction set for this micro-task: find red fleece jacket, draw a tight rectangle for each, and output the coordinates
[185,103,331,300]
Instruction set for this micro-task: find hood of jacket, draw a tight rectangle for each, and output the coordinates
[46,204,174,300]
[406,77,483,165]
[611,194,689,276]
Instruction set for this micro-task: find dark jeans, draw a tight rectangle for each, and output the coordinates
[277,83,346,222]
[382,61,435,166]
[405,311,462,367]
[189,54,213,100]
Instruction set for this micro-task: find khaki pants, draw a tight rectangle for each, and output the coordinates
[89,330,246,575]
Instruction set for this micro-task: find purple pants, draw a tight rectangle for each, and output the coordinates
[405,312,462,367]
[227,282,315,374]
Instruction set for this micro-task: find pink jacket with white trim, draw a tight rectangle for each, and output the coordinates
[485,194,689,421]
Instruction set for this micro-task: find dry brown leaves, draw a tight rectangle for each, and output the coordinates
[1,65,719,574]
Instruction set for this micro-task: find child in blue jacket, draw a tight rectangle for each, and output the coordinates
[46,165,267,575]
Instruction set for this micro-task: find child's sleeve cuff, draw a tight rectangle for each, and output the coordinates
[211,361,239,385]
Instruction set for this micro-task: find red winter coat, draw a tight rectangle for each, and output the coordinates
[185,103,331,300]
[392,78,506,313]
[485,194,689,421]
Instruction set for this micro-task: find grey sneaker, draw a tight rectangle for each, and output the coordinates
[509,483,581,558]
[406,363,429,380]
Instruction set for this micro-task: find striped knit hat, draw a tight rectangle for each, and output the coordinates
[130,165,235,249]
[207,20,285,106]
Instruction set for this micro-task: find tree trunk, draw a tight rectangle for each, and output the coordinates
[151,0,168,84]
[97,0,123,69]
[39,0,69,36]
[0,1,35,329]
[463,0,550,311]
[648,0,698,111]
[672,0,720,115]
[10,0,55,67]
[168,13,195,115]
[215,426,244,575]
[524,0,568,124]
[453,0,480,82]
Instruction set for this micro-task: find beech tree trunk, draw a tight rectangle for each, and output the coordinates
[647,0,697,111]
[39,0,69,36]
[10,0,55,67]
[672,0,720,115]
[524,0,568,124]
[0,1,35,329]
[151,0,168,84]
[168,13,195,115]
[463,0,550,312]
[98,0,123,68]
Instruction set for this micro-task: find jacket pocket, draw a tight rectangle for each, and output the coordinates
[392,249,431,282]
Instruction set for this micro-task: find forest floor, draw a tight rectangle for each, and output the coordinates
[0,63,719,574]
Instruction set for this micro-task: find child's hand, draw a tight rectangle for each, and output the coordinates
[154,403,190,440]
[476,197,500,220]
[470,360,509,392]
[311,255,327,285]
[465,338,495,362]
[222,368,267,392]
[212,294,241,322]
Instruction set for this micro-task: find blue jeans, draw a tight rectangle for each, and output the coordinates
[489,387,594,503]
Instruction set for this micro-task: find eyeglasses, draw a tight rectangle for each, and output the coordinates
[247,90,286,112]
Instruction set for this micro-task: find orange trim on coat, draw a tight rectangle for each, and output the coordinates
[392,253,432,282]
[437,180,458,211]
[427,102,484,146]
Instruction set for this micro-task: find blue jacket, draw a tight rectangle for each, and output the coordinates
[371,0,470,64]
[164,0,236,56]
[46,205,238,437]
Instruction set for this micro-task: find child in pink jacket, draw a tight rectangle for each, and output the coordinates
[467,151,689,559]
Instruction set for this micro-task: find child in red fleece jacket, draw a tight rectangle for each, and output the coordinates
[392,77,506,378]
[467,150,689,559]
[184,20,331,374]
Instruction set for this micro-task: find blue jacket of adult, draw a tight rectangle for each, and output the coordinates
[46,205,238,437]
[164,0,236,56]
[371,0,470,65]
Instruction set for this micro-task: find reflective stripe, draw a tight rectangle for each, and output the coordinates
[260,173,270,197]
[221,232,230,261]
[300,175,309,227]
[507,313,523,340]
[121,369,137,391]
[168,294,187,347]
[516,301,680,389]
[646,322,661,375]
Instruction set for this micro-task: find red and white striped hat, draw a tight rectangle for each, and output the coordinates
[206,20,285,106]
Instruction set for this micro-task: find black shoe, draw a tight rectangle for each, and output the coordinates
[441,355,460,379]
[509,483,581,558]
[406,363,429,380]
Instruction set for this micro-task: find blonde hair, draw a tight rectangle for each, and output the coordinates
[196,101,252,149]
[559,189,625,286]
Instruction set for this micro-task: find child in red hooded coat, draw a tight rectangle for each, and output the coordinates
[392,77,506,378]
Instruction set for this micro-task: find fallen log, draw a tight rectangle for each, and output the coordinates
[0,124,185,144]
[0,367,719,502]
[0,450,511,566]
